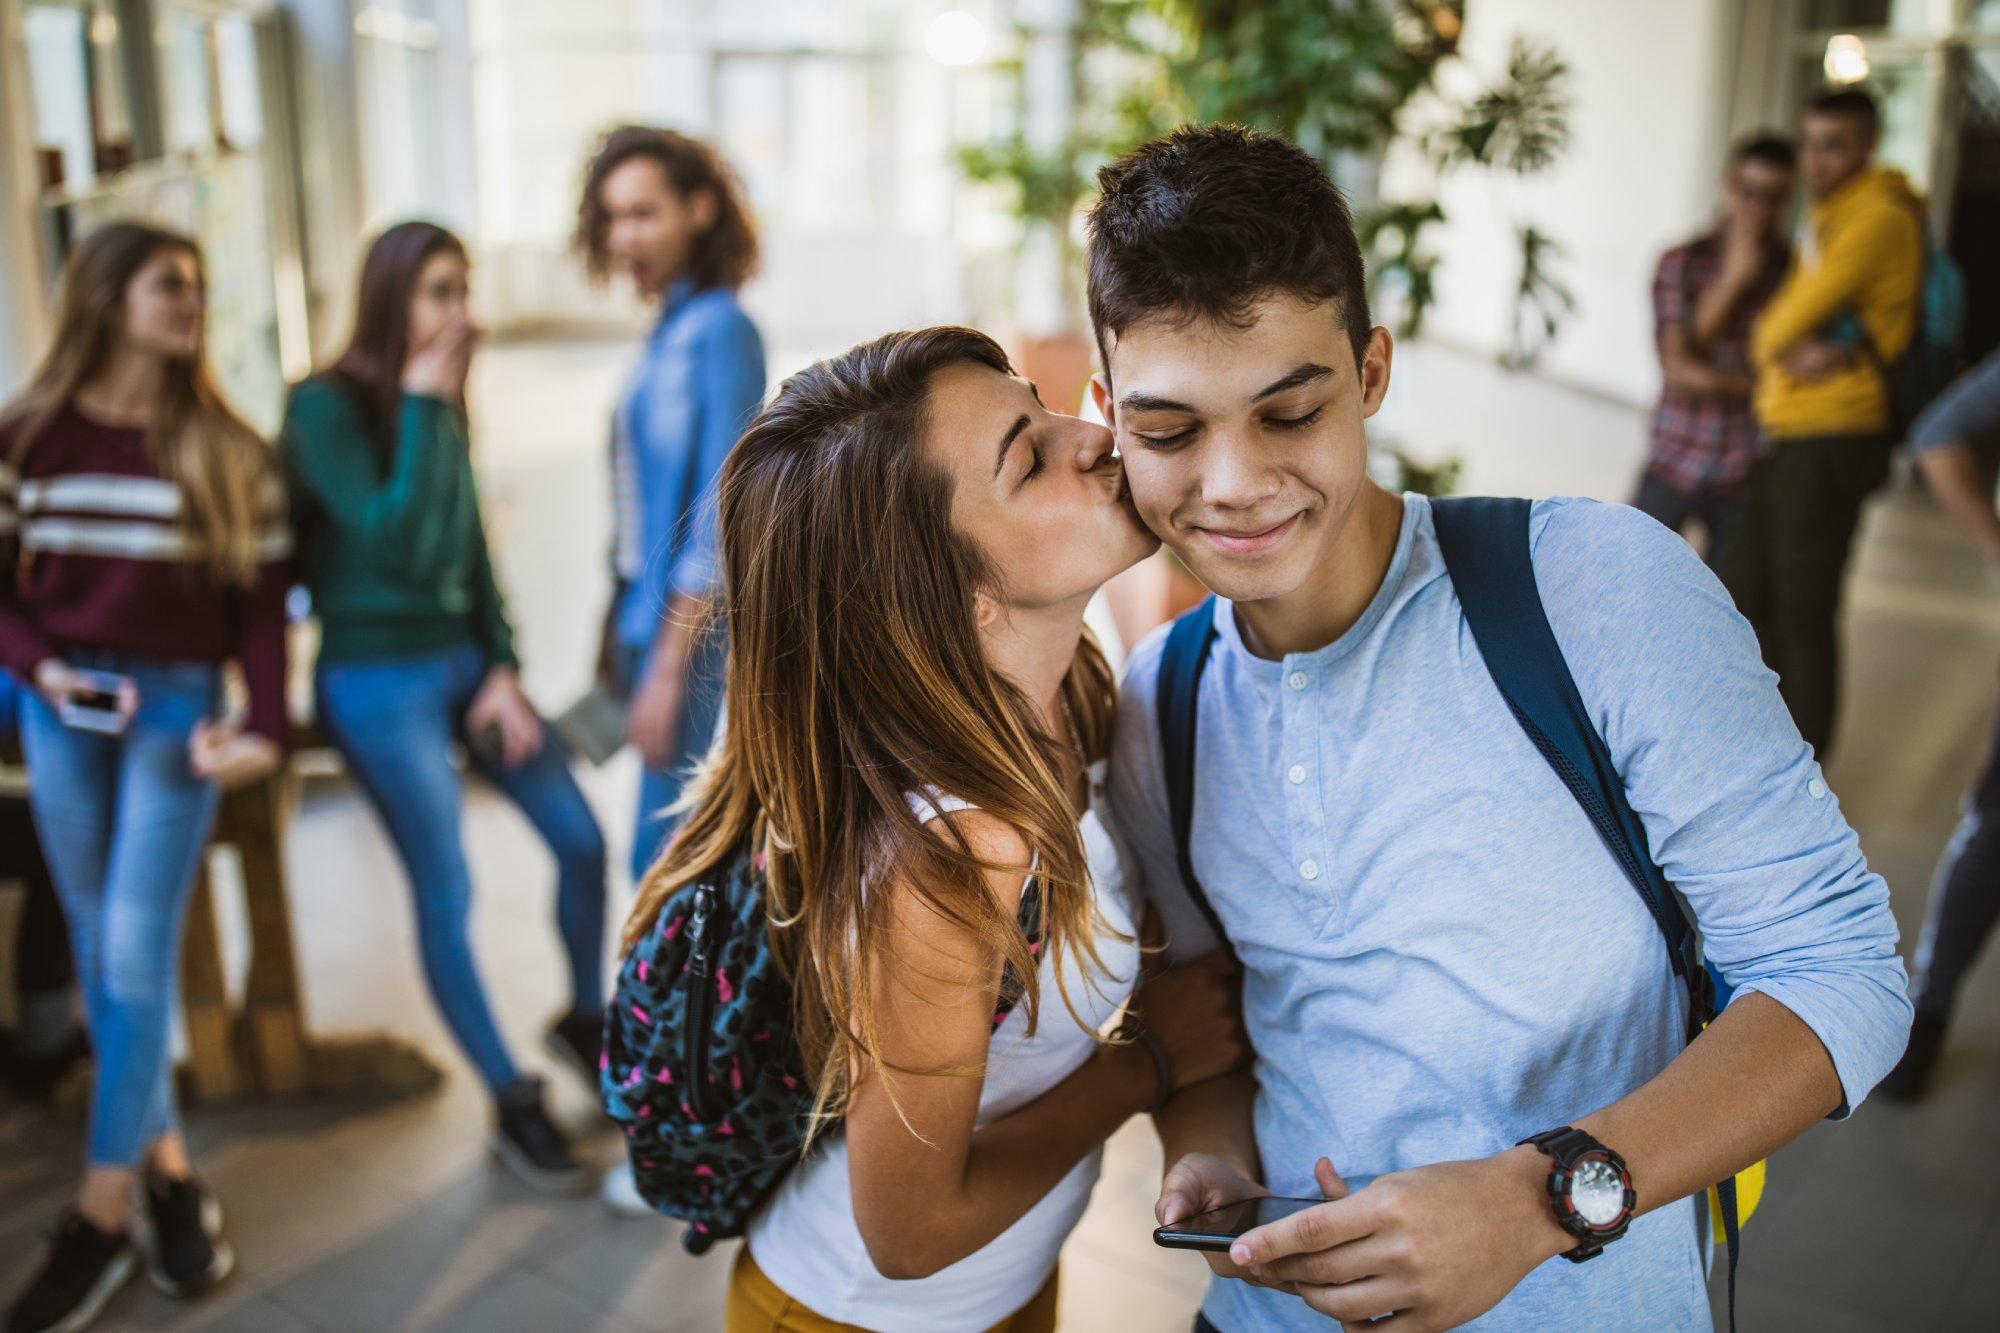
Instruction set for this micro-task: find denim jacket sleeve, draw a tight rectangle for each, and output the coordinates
[663,303,766,602]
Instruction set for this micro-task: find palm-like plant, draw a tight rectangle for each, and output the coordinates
[958,1,1576,364]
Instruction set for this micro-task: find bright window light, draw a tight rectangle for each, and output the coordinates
[925,10,987,67]
[1824,34,1871,86]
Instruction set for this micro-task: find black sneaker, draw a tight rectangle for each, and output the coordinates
[543,1008,605,1089]
[0,1028,91,1102]
[5,1210,133,1333]
[1879,1009,1948,1103]
[141,1175,233,1299]
[492,1077,593,1195]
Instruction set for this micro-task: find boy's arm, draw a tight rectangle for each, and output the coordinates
[1909,351,2000,564]
[1752,205,1914,367]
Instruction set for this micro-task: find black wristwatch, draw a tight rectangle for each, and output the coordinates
[1517,1127,1636,1262]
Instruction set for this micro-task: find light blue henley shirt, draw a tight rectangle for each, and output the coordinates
[1111,493,1912,1331]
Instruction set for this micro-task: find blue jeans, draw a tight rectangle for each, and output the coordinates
[315,643,607,1094]
[20,654,222,1168]
[621,627,726,883]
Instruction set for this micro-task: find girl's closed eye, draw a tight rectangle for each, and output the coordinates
[1022,442,1045,482]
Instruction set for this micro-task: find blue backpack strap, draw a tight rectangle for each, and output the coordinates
[1154,595,1233,955]
[1429,496,1737,1327]
[1428,497,1712,1018]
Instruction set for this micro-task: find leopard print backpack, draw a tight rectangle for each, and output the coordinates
[601,844,807,1253]
[602,841,1043,1254]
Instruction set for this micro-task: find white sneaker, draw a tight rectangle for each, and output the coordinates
[600,1161,654,1217]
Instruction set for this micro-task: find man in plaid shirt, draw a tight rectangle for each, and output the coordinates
[1634,134,1796,575]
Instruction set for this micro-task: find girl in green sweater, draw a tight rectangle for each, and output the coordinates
[284,222,605,1193]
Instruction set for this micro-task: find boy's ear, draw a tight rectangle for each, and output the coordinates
[1088,372,1115,428]
[1359,326,1395,420]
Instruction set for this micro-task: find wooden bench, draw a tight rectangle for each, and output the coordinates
[178,730,442,1104]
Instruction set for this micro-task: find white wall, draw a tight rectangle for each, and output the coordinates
[1386,0,1741,406]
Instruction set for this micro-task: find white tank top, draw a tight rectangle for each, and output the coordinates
[745,761,1142,1331]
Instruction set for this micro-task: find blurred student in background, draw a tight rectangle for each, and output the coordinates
[1881,344,2000,1101]
[1,223,288,1333]
[1634,133,1795,574]
[574,126,766,881]
[1733,87,1924,758]
[283,222,607,1195]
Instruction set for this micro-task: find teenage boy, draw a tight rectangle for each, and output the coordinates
[1733,87,1925,758]
[1635,134,1796,575]
[1088,126,1912,1331]
[1878,345,2000,1101]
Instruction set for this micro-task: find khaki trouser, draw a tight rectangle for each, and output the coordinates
[725,1247,1060,1333]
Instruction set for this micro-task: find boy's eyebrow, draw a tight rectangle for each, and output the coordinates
[1117,390,1196,414]
[1118,362,1335,415]
[1251,363,1335,401]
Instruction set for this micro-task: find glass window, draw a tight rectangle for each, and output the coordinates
[213,14,265,151]
[1799,0,1957,33]
[22,3,93,192]
[158,10,218,154]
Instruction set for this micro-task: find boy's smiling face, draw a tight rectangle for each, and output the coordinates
[1093,293,1393,606]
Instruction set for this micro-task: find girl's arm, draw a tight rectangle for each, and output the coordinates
[0,462,58,681]
[282,381,470,580]
[845,810,1243,1280]
[233,545,292,747]
[464,482,521,671]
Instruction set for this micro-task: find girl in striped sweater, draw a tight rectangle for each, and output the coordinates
[1,223,288,1333]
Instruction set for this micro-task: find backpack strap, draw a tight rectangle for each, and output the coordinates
[1155,595,1233,956]
[1429,496,1738,1328]
[1428,497,1713,1025]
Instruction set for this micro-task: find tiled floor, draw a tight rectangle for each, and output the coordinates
[4,337,1998,1331]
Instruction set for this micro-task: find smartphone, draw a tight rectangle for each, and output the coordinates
[57,670,134,736]
[1154,1196,1327,1252]
[552,682,628,766]
[468,718,508,767]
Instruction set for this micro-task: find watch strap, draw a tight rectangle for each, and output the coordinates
[1518,1125,1636,1263]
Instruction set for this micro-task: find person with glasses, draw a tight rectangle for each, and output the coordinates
[1632,133,1797,576]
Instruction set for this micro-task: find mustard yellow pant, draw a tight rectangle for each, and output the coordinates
[725,1247,1060,1333]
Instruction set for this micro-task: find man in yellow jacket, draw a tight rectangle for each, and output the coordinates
[1731,86,1924,758]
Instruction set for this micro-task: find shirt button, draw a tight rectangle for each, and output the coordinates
[1300,859,1320,881]
[1287,672,1308,691]
[1808,777,1828,800]
[1288,764,1306,784]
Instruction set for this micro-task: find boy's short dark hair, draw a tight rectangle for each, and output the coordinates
[1732,132,1797,173]
[1806,87,1880,135]
[1085,124,1371,372]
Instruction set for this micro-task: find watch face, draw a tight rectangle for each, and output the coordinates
[1570,1154,1627,1228]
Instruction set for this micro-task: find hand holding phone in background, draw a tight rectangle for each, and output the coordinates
[463,666,543,770]
[35,659,138,735]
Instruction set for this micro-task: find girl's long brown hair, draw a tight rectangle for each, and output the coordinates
[1,222,277,586]
[623,326,1118,1135]
[328,220,469,454]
